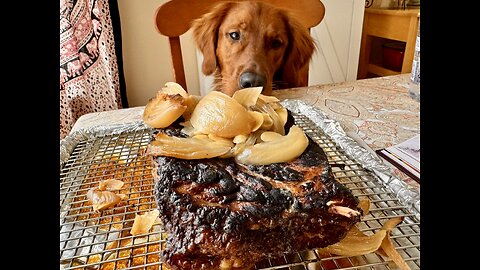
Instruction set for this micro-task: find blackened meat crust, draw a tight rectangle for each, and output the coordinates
[151,117,361,270]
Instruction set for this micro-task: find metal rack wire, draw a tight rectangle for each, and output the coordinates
[60,115,420,270]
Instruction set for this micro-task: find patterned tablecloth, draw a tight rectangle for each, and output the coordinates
[272,74,420,190]
[70,74,420,190]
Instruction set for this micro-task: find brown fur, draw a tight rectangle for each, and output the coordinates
[192,1,316,96]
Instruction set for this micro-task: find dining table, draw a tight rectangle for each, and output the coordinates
[70,73,420,191]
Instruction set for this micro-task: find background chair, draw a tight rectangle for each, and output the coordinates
[154,0,325,92]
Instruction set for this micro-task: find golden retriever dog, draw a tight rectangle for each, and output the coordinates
[192,1,316,96]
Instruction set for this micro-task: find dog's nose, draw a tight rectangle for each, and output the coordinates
[239,72,266,89]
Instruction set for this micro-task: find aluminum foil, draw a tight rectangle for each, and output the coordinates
[281,99,420,221]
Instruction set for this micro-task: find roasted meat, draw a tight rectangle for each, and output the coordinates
[149,117,361,270]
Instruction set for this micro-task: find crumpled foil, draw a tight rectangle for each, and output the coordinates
[281,99,420,221]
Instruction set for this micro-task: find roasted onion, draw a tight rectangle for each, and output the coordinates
[190,91,256,138]
[235,125,308,165]
[160,82,188,97]
[252,96,285,135]
[130,209,160,236]
[144,85,311,165]
[319,216,409,269]
[159,82,200,121]
[231,86,262,108]
[357,198,371,215]
[146,132,234,159]
[182,94,201,121]
[378,216,410,270]
[142,92,186,128]
[259,131,282,142]
[321,225,387,256]
[86,188,126,211]
[143,82,203,128]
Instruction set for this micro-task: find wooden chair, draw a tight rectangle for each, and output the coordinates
[154,0,325,92]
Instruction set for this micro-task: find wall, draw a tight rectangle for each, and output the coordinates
[117,0,364,107]
[117,0,201,107]
[307,0,364,85]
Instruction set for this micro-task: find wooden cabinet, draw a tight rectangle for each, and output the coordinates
[357,7,419,79]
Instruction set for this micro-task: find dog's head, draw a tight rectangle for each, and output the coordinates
[192,1,315,96]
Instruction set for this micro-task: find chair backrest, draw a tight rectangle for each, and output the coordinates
[155,0,325,92]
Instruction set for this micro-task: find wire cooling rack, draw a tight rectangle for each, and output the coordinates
[60,115,420,270]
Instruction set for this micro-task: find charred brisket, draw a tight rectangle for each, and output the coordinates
[150,117,361,270]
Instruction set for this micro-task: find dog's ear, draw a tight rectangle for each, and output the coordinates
[280,14,316,87]
[192,2,235,75]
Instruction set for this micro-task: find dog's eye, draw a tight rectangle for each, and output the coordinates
[272,39,283,49]
[229,31,240,41]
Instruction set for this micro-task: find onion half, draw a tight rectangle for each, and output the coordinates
[142,92,186,128]
[190,91,256,138]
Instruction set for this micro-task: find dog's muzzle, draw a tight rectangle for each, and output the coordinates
[239,72,266,89]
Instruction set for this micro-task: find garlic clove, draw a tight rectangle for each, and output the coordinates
[233,134,248,144]
[260,131,282,142]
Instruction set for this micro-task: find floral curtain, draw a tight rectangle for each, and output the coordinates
[60,0,125,139]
